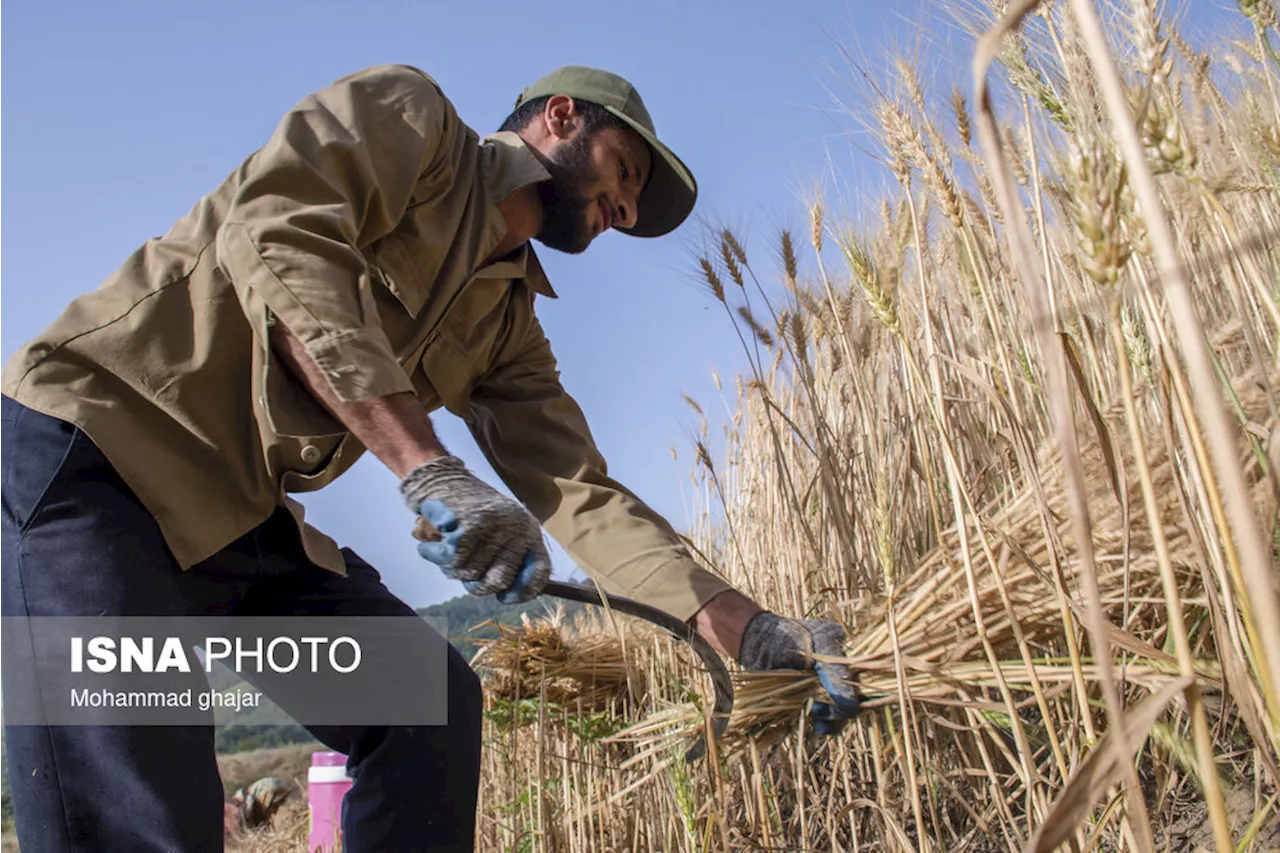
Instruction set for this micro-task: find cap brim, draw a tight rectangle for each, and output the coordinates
[604,106,697,238]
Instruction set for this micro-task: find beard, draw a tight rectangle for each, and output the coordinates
[534,133,600,255]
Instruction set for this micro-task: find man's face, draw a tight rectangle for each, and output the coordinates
[535,121,653,254]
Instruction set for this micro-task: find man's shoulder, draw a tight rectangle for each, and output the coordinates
[331,63,437,90]
[320,64,462,115]
[306,64,483,141]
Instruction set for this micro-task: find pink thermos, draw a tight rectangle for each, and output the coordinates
[308,751,352,852]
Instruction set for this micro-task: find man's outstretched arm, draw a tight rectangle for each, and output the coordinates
[464,312,738,625]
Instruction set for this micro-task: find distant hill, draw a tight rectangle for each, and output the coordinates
[417,587,586,662]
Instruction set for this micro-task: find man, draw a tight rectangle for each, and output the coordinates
[1,64,859,851]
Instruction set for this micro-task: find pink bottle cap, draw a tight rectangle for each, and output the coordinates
[311,751,348,768]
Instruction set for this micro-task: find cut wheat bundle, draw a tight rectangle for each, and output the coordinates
[473,610,647,713]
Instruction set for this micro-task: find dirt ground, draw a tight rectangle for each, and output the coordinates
[1159,784,1280,852]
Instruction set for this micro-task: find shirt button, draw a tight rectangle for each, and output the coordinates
[300,444,322,465]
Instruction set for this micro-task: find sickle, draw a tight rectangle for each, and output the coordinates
[412,517,733,761]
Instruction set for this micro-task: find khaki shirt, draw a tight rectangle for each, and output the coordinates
[1,64,731,622]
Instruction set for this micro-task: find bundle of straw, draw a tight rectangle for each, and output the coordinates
[474,612,646,713]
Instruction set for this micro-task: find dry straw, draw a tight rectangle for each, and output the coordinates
[475,611,643,712]
[237,2,1280,850]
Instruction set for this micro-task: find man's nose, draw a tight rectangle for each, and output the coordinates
[614,192,640,230]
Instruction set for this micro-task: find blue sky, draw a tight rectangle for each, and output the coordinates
[1,0,1247,609]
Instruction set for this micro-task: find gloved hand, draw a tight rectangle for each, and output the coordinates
[737,611,861,735]
[400,456,552,603]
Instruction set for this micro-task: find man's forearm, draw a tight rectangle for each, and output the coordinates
[272,325,448,478]
[689,589,763,660]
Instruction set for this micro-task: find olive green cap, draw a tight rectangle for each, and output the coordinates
[515,65,697,238]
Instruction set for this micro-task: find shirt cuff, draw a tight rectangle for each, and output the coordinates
[305,326,415,402]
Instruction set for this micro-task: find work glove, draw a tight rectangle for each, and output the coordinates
[400,456,552,603]
[737,611,861,736]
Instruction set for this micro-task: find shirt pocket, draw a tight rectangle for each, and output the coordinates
[366,170,482,323]
[414,277,513,416]
[369,238,434,319]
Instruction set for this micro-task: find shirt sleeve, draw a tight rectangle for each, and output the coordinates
[215,64,452,403]
[465,309,735,623]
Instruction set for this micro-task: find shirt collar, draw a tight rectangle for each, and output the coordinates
[479,130,550,202]
[475,131,558,299]
[522,244,556,298]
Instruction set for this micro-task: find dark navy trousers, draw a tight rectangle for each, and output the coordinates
[1,396,483,852]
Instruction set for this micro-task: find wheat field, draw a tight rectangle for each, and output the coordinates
[227,1,1280,851]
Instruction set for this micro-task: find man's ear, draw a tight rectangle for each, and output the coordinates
[542,94,581,141]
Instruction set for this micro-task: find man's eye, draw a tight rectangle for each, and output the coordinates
[621,163,629,181]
